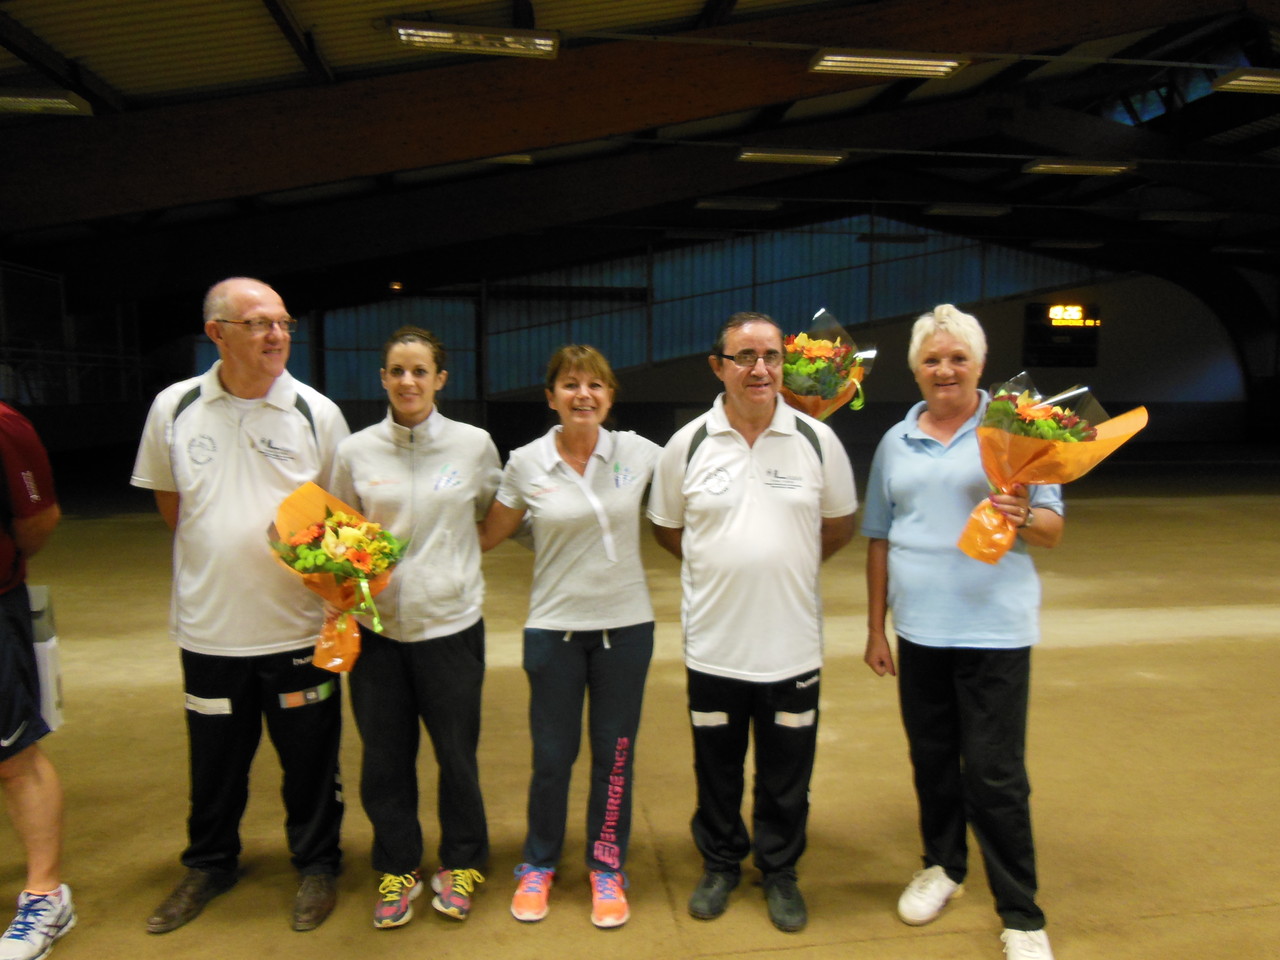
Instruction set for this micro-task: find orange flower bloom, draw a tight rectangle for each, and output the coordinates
[1016,401,1054,421]
[793,331,839,359]
[287,523,324,546]
[347,549,373,573]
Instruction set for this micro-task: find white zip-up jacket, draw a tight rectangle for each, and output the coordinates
[329,408,500,642]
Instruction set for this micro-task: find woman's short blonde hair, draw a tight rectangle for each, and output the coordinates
[908,304,987,368]
[544,344,618,394]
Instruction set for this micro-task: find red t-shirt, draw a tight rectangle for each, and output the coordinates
[0,403,57,594]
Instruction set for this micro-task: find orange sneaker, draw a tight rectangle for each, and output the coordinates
[510,864,554,922]
[589,870,629,929]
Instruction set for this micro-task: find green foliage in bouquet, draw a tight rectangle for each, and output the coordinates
[271,508,407,584]
[984,390,1098,442]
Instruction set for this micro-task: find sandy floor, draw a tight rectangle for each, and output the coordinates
[7,458,1278,960]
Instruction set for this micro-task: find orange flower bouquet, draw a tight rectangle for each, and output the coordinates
[269,482,407,672]
[781,308,876,420]
[958,373,1148,564]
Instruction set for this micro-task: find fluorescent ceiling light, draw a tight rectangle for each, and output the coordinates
[665,228,741,241]
[1211,67,1280,94]
[393,20,559,59]
[1212,244,1272,255]
[0,89,92,115]
[736,147,846,165]
[485,154,534,164]
[695,197,783,212]
[924,203,1011,217]
[1137,209,1226,222]
[810,49,967,78]
[1023,158,1135,176]
[1031,239,1105,249]
[857,233,928,244]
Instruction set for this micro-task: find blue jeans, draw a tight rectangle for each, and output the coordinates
[521,623,653,873]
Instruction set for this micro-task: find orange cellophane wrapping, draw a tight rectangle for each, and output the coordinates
[780,365,866,421]
[271,481,393,672]
[957,405,1149,564]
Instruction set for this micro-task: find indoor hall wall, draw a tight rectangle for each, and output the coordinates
[486,272,1248,456]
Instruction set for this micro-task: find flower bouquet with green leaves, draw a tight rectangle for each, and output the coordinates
[780,308,876,420]
[270,482,407,671]
[958,372,1147,564]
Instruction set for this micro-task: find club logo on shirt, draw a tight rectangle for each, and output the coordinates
[434,465,462,491]
[256,438,297,462]
[764,469,803,490]
[188,434,216,465]
[613,463,637,488]
[700,467,731,496]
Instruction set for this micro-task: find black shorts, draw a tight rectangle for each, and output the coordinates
[0,584,50,762]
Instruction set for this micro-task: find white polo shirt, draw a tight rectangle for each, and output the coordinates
[497,427,660,631]
[131,363,350,656]
[648,395,857,682]
[329,408,501,642]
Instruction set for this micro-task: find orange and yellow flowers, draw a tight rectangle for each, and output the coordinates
[957,374,1147,564]
[780,308,876,420]
[270,482,407,671]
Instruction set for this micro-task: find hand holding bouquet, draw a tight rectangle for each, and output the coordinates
[781,308,876,421]
[270,482,407,671]
[958,373,1148,564]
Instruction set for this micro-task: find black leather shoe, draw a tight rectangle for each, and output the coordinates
[146,868,238,934]
[763,873,807,933]
[292,873,338,932]
[688,870,739,920]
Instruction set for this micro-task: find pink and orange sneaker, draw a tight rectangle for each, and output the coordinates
[589,870,629,929]
[510,864,554,922]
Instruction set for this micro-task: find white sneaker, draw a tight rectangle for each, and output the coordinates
[0,886,76,960]
[1001,928,1055,960]
[897,865,963,925]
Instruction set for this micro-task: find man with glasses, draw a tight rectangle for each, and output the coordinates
[648,311,857,934]
[131,277,350,934]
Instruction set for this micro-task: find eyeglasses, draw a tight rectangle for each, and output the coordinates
[216,317,297,334]
[719,350,784,368]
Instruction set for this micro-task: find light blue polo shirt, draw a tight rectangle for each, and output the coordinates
[860,393,1063,649]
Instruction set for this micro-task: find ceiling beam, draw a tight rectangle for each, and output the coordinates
[0,0,1241,233]
[0,8,125,112]
[696,0,739,29]
[513,0,537,30]
[258,0,333,83]
[997,101,1280,213]
[17,95,1004,305]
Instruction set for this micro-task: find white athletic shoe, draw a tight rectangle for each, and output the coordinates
[1001,928,1055,960]
[897,865,962,925]
[0,886,76,960]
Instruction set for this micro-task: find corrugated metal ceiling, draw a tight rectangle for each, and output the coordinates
[0,0,859,102]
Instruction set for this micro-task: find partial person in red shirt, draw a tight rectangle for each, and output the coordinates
[0,402,74,960]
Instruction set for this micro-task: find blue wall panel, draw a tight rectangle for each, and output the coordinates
[316,217,1115,397]
[324,298,477,400]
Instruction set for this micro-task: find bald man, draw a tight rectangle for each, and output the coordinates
[132,278,350,934]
